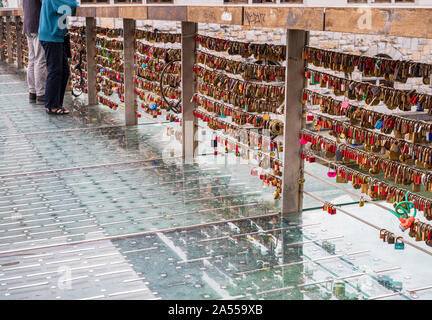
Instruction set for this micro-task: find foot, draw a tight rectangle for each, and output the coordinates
[45,107,71,115]
[36,95,45,105]
[29,93,36,103]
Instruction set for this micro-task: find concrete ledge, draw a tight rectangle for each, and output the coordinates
[2,6,432,38]
[325,8,432,39]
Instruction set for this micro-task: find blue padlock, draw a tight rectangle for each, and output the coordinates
[335,150,343,162]
[395,236,405,250]
[426,132,432,142]
[150,103,158,111]
[417,101,424,112]
[374,119,383,130]
[393,281,403,292]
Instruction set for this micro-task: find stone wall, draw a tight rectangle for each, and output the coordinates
[309,31,432,63]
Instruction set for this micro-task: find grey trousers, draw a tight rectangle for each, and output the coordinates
[26,33,47,96]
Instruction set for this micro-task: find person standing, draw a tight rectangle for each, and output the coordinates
[38,0,79,115]
[23,0,47,105]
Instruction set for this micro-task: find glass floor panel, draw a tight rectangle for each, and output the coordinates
[1,210,431,300]
[1,62,432,300]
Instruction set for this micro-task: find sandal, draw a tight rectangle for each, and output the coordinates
[46,107,70,115]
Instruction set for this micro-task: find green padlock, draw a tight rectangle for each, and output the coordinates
[393,281,403,292]
[333,281,345,298]
[395,236,405,250]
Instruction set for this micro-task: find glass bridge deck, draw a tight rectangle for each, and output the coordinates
[0,63,432,300]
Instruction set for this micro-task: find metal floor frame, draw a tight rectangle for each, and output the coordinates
[0,64,431,300]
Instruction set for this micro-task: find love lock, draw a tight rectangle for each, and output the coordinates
[389,192,417,232]
[395,236,405,250]
[298,178,306,185]
[399,216,415,232]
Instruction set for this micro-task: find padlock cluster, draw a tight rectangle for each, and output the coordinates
[211,134,283,163]
[301,153,316,163]
[193,65,285,112]
[134,28,182,122]
[242,162,282,199]
[193,35,286,196]
[66,24,288,197]
[303,142,432,219]
[406,220,432,247]
[304,46,432,88]
[322,202,337,215]
[9,18,17,64]
[377,275,403,292]
[0,17,28,68]
[20,20,28,68]
[301,42,432,231]
[379,229,405,250]
[210,134,282,199]
[302,111,432,183]
[194,35,286,62]
[304,68,432,112]
[0,17,8,61]
[69,26,88,95]
[94,27,125,110]
[66,26,184,118]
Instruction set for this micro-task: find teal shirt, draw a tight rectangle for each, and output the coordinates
[38,0,79,43]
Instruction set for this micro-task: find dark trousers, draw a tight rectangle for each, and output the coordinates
[40,41,70,109]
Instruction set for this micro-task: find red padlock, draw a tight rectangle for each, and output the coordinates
[399,216,415,232]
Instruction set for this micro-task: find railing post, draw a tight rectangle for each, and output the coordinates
[15,16,23,70]
[5,16,13,65]
[85,17,97,106]
[0,17,5,62]
[123,18,137,126]
[281,30,309,215]
[181,21,198,161]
